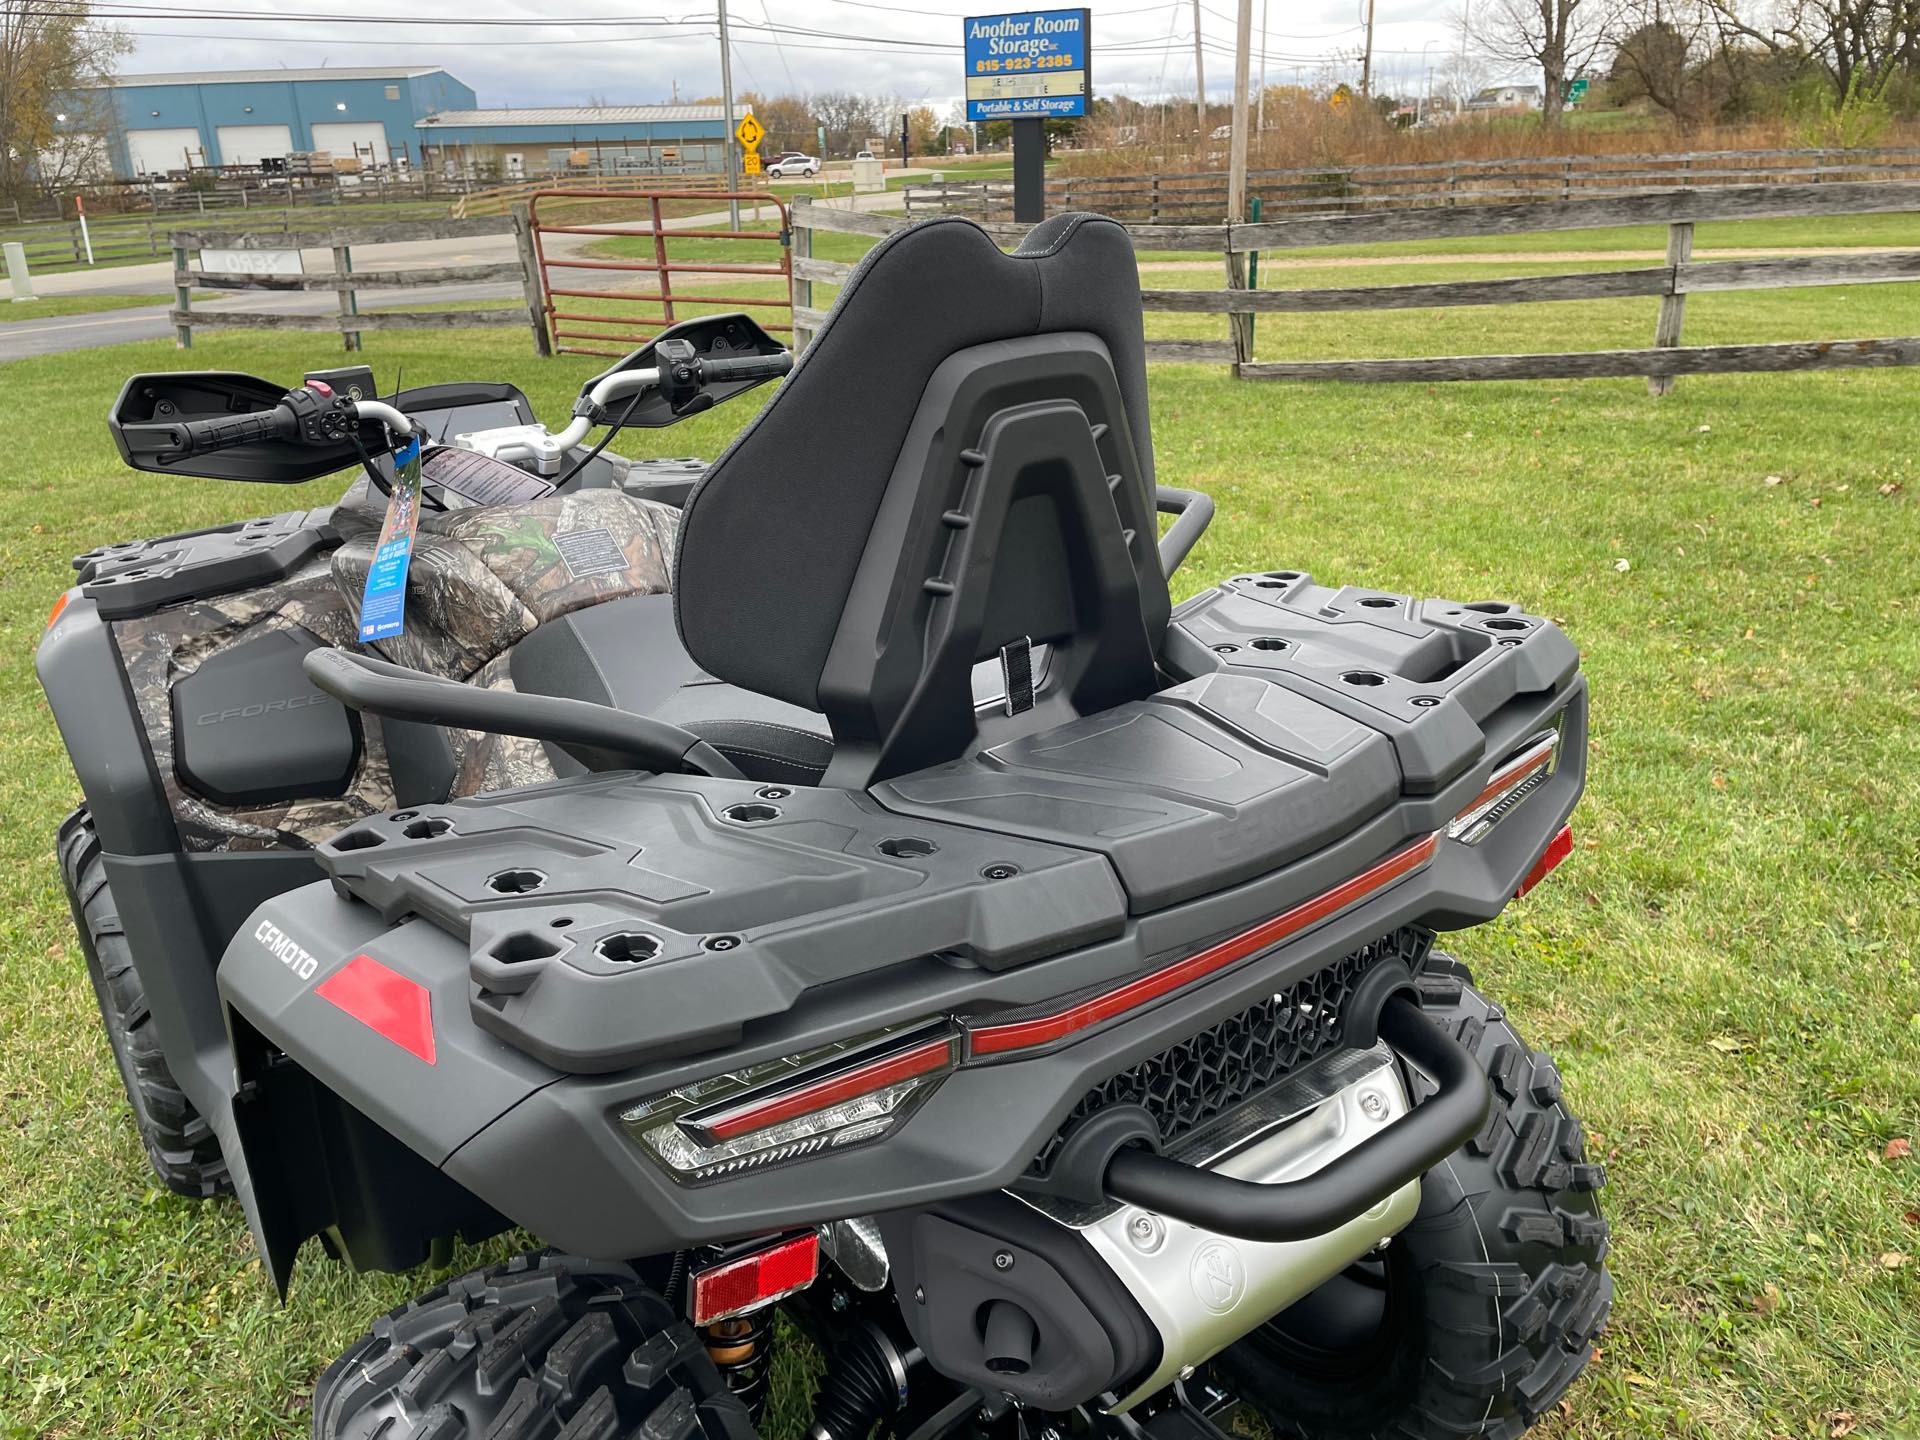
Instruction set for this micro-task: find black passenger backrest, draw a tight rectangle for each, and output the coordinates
[674,213,1168,784]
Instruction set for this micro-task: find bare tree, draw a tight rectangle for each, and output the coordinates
[1705,0,1912,94]
[1607,0,1723,126]
[1463,0,1617,124]
[1,0,127,200]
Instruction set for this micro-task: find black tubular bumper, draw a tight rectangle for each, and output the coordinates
[1101,995,1490,1242]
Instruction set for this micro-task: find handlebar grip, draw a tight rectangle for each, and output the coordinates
[175,405,295,457]
[697,352,794,384]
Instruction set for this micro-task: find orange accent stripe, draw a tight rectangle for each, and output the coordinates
[967,833,1442,1057]
[47,591,72,629]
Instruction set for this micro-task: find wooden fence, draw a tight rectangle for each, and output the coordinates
[799,183,1920,389]
[167,216,532,351]
[905,145,1920,222]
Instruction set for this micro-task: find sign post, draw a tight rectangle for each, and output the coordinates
[963,8,1091,223]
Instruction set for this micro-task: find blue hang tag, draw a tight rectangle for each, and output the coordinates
[357,436,423,642]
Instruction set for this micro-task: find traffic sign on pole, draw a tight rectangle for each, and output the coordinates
[736,113,765,150]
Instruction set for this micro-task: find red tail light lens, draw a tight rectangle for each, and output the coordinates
[690,1232,821,1325]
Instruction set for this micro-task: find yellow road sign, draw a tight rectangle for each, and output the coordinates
[735,114,765,150]
[742,150,763,175]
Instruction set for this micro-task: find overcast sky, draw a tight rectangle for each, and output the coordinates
[110,0,1511,113]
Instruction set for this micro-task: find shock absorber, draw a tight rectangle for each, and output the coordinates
[809,1322,918,1440]
[702,1312,774,1423]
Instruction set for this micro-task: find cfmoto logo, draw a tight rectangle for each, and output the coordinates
[1189,1241,1245,1315]
[255,919,319,981]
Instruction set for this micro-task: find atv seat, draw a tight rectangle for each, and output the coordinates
[672,211,1167,787]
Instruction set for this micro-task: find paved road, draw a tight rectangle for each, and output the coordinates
[2,190,896,361]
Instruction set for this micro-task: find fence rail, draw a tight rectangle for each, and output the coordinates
[798,183,1920,389]
[168,216,521,351]
[903,145,1920,222]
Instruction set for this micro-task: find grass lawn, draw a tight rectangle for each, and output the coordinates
[1,279,1916,1439]
[2,292,214,320]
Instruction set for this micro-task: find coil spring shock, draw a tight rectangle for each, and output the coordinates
[702,1312,774,1423]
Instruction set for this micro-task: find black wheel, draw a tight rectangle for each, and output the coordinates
[1216,952,1611,1440]
[313,1252,760,1440]
[58,807,231,1199]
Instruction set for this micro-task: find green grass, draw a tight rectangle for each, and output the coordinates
[1,291,214,319]
[1,283,1917,1439]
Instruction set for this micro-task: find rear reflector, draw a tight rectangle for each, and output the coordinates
[1515,824,1573,898]
[314,953,436,1065]
[48,591,71,629]
[691,1232,820,1325]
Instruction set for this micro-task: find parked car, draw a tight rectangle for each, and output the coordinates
[855,149,877,160]
[765,151,820,178]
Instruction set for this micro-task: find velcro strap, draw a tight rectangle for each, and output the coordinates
[1000,636,1035,716]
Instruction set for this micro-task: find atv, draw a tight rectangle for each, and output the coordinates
[40,213,1609,1440]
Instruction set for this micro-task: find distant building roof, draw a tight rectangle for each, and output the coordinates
[108,67,446,86]
[418,104,749,129]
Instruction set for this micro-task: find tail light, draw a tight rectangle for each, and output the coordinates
[690,1232,820,1325]
[1449,723,1562,846]
[624,1022,959,1182]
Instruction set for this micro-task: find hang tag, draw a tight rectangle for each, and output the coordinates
[357,435,423,642]
[420,445,556,506]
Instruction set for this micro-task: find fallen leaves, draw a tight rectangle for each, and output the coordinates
[1750,1282,1783,1315]
[1831,1413,1858,1438]
[1878,1251,1911,1270]
[1886,1137,1912,1161]
[1764,474,1785,486]
[1880,480,1904,496]
[1613,557,1631,573]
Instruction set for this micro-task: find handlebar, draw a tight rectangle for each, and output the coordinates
[173,406,297,457]
[697,352,794,385]
[169,389,416,461]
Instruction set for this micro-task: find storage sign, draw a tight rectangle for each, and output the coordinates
[964,9,1091,121]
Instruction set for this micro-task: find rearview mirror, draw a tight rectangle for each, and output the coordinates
[579,313,788,428]
[109,371,393,483]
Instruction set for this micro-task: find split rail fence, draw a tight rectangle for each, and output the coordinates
[905,145,1920,223]
[168,216,529,351]
[800,184,1920,390]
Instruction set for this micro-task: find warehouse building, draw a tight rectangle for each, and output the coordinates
[415,104,753,181]
[85,67,477,178]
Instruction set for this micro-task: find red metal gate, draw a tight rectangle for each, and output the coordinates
[528,189,792,358]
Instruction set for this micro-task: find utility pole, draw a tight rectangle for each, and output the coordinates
[717,0,741,230]
[1191,0,1206,136]
[1256,0,1269,134]
[1226,0,1253,366]
[1359,0,1377,97]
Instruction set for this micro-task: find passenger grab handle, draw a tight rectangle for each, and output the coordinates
[303,648,746,781]
[1101,996,1491,1243]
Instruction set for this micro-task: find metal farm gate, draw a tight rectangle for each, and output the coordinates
[527,189,792,358]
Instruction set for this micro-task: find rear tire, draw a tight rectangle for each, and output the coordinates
[313,1252,760,1440]
[1215,952,1610,1439]
[58,807,231,1199]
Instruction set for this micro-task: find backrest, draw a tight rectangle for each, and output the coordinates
[674,213,1168,783]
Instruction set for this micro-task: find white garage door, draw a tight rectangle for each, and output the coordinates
[310,122,389,166]
[215,124,294,166]
[126,127,203,175]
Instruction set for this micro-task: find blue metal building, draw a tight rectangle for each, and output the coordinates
[94,67,477,177]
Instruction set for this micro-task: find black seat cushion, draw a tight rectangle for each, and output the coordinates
[508,592,834,785]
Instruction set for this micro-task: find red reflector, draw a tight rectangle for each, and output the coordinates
[315,953,436,1064]
[1516,824,1573,899]
[967,832,1440,1057]
[48,591,71,629]
[691,1233,820,1325]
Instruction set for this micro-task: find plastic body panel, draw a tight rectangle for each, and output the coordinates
[172,629,360,806]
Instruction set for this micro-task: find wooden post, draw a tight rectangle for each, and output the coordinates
[172,240,192,349]
[511,203,551,357]
[1225,0,1254,374]
[333,242,361,352]
[791,194,814,352]
[1648,220,1693,397]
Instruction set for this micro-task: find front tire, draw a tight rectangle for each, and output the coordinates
[313,1252,759,1440]
[59,807,230,1198]
[1216,952,1610,1439]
